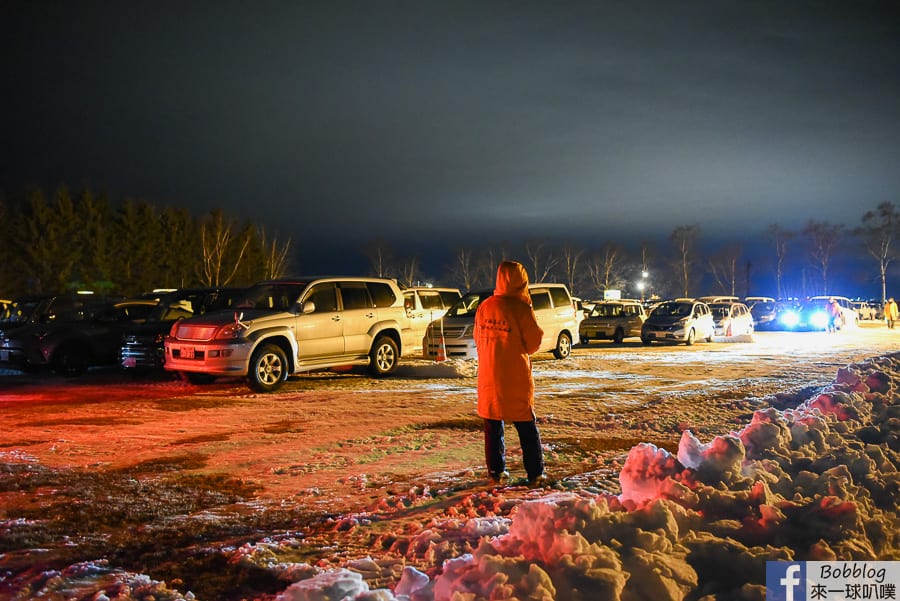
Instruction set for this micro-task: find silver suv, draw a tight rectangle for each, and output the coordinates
[423,283,578,361]
[163,277,412,392]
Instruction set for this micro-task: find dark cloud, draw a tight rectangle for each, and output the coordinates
[3,1,899,286]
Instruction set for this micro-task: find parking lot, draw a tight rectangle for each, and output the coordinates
[0,324,897,599]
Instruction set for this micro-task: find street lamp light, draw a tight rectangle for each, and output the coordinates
[639,271,649,303]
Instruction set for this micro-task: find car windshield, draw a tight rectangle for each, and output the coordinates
[233,283,308,311]
[751,302,776,314]
[709,305,731,319]
[590,304,625,318]
[445,291,491,317]
[802,299,831,311]
[653,301,692,317]
[0,298,50,325]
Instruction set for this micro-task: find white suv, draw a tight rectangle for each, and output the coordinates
[164,277,413,392]
[402,286,462,356]
[423,283,578,361]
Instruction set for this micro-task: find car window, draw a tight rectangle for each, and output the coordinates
[236,283,306,311]
[547,287,570,309]
[419,291,444,311]
[305,283,338,313]
[532,291,551,311]
[446,292,489,317]
[438,290,461,306]
[339,283,373,310]
[366,282,397,308]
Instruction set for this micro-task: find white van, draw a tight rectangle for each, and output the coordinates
[422,283,578,361]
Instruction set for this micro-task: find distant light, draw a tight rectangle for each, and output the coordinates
[76,290,94,295]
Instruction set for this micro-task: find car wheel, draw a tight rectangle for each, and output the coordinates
[552,332,572,359]
[52,344,89,376]
[685,328,696,346]
[613,328,625,344]
[369,336,399,377]
[579,335,589,345]
[183,372,217,385]
[641,336,652,345]
[248,344,288,392]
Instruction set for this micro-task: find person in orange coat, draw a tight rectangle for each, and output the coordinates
[474,260,547,485]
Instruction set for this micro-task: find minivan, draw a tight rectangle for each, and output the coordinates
[422,283,578,361]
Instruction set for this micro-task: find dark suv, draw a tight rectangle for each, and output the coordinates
[120,288,243,372]
[0,293,145,375]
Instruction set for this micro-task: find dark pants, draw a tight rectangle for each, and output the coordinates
[483,418,544,480]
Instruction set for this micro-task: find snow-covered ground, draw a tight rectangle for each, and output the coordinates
[0,328,897,600]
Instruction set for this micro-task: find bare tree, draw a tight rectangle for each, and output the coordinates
[398,256,420,287]
[765,224,794,300]
[803,220,842,295]
[364,239,394,278]
[449,247,477,291]
[559,244,584,296]
[585,242,626,297]
[198,210,250,287]
[669,225,701,297]
[708,243,743,296]
[259,228,292,280]
[476,245,508,288]
[855,201,899,302]
[524,240,559,282]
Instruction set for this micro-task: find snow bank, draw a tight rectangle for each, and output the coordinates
[274,353,899,601]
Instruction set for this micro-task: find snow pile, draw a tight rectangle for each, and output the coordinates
[275,353,899,601]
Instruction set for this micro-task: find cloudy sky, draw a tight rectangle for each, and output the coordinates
[3,1,899,280]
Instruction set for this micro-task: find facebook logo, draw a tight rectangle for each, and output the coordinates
[767,562,806,601]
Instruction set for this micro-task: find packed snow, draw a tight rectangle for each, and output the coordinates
[20,352,896,600]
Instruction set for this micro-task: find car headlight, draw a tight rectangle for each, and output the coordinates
[780,311,799,327]
[811,311,829,329]
[214,323,244,340]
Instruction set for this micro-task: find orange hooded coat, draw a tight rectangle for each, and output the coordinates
[474,261,544,422]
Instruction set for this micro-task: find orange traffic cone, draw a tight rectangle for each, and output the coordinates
[435,336,447,362]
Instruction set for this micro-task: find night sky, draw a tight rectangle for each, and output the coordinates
[3,2,900,286]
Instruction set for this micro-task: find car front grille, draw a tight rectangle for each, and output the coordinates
[175,324,218,341]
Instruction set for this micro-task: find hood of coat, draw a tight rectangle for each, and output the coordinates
[494,261,531,305]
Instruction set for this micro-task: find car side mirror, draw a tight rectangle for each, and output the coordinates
[301,300,316,314]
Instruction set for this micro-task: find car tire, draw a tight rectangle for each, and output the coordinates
[580,335,589,345]
[613,328,625,344]
[52,344,89,376]
[641,336,652,345]
[369,336,399,377]
[552,332,572,359]
[685,328,695,346]
[248,343,289,392]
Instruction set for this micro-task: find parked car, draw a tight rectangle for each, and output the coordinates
[120,287,244,372]
[641,299,715,345]
[779,296,859,331]
[164,277,414,392]
[851,300,877,320]
[746,299,782,331]
[708,301,754,336]
[579,299,646,344]
[401,286,462,356]
[697,295,741,304]
[423,283,578,361]
[0,293,148,375]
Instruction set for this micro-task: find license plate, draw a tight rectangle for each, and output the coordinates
[123,357,137,368]
[181,347,195,359]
